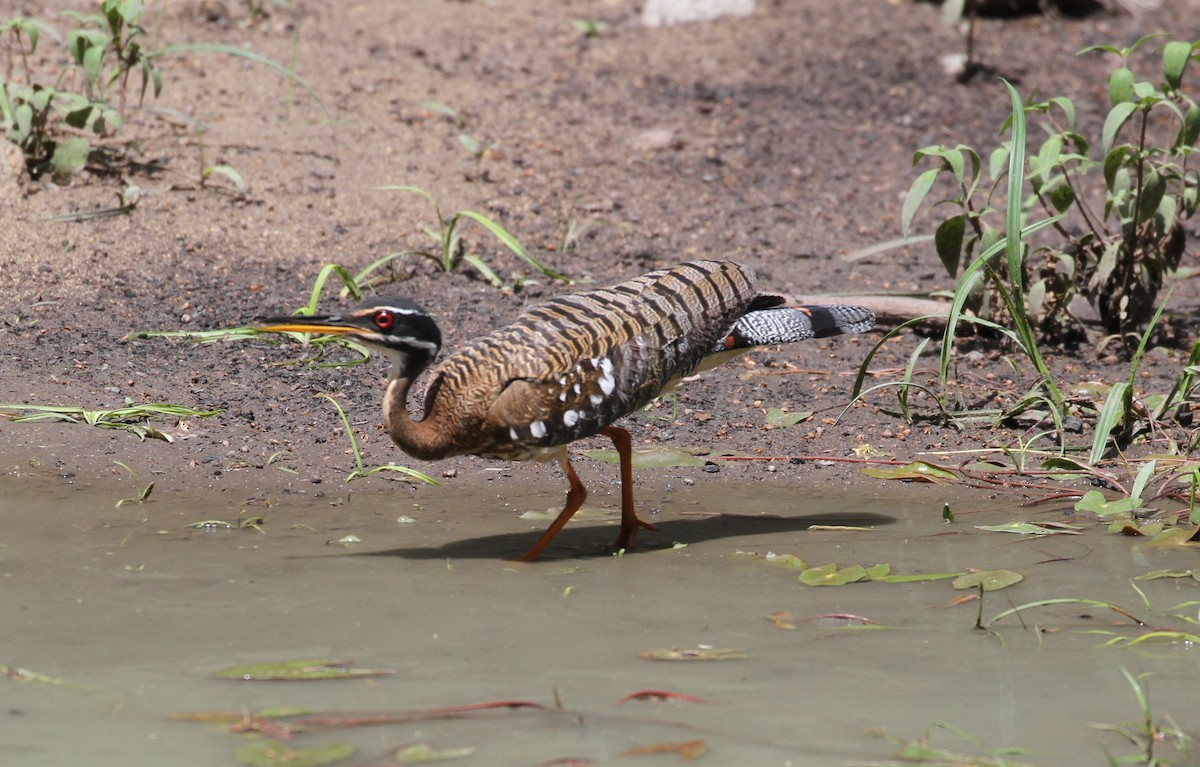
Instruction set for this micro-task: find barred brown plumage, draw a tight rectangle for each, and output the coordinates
[256,260,875,561]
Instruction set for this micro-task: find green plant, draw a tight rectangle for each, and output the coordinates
[378,185,571,288]
[0,401,220,441]
[320,394,440,485]
[1093,669,1197,766]
[0,1,160,178]
[904,36,1200,341]
[1,3,322,181]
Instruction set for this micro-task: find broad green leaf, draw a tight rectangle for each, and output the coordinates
[861,461,957,483]
[1103,145,1130,190]
[1130,459,1156,501]
[585,447,708,468]
[235,741,353,767]
[1138,169,1166,222]
[869,569,961,583]
[952,569,1023,591]
[50,137,90,177]
[988,143,1009,182]
[799,563,869,586]
[765,407,812,427]
[1049,183,1075,213]
[901,167,940,239]
[1074,489,1143,516]
[1089,381,1130,465]
[934,214,966,277]
[213,659,395,681]
[1163,40,1193,91]
[1179,102,1200,148]
[1102,102,1138,153]
[1108,67,1135,105]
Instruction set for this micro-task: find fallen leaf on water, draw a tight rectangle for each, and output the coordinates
[860,461,957,483]
[234,740,353,767]
[975,521,1081,536]
[585,447,708,468]
[393,743,475,762]
[767,610,798,629]
[1113,521,1163,536]
[616,690,706,705]
[952,569,1023,591]
[1075,490,1143,516]
[169,707,313,724]
[619,740,707,760]
[809,613,874,627]
[1134,568,1196,581]
[213,659,395,681]
[638,647,748,661]
[1,665,104,691]
[1144,527,1200,547]
[734,551,807,569]
[798,563,869,586]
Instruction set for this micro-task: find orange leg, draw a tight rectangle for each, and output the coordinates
[518,456,588,562]
[602,425,657,551]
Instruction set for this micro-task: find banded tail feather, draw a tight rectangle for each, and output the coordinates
[715,304,877,352]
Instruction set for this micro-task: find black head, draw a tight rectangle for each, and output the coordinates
[257,296,442,378]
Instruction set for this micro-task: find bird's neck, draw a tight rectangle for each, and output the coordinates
[383,376,457,461]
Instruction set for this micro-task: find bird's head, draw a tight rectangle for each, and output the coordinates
[256,297,442,380]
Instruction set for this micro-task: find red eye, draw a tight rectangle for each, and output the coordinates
[374,310,395,330]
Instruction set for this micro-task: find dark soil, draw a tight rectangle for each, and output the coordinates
[3,1,1199,524]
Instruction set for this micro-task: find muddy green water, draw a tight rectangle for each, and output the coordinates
[3,470,1198,766]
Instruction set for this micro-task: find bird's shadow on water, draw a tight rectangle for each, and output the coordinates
[363,511,896,561]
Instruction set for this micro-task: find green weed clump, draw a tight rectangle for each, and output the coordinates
[1,0,160,179]
[904,36,1200,342]
[379,185,571,288]
[1,0,318,184]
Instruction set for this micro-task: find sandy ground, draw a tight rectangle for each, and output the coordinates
[3,0,1200,543]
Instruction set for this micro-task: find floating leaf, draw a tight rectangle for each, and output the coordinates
[953,569,1023,591]
[798,563,869,586]
[392,743,475,763]
[765,408,812,427]
[869,570,962,584]
[1074,490,1143,516]
[234,741,353,767]
[620,740,707,760]
[585,446,708,468]
[169,707,312,723]
[1113,521,1162,536]
[767,610,798,629]
[214,659,395,681]
[861,461,957,483]
[638,647,748,661]
[617,690,707,705]
[975,521,1081,536]
[762,552,807,570]
[1145,528,1200,547]
[1134,569,1195,581]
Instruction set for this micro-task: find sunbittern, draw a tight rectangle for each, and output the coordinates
[256,260,874,561]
